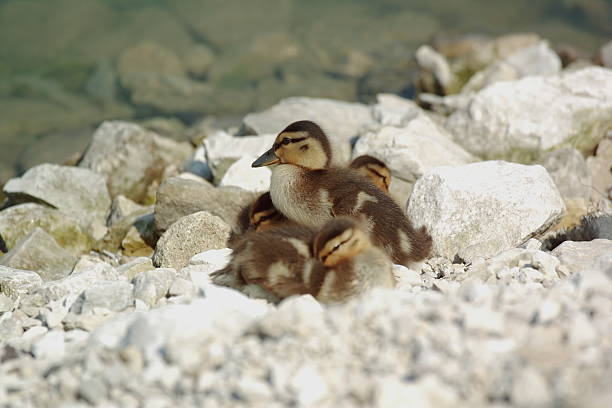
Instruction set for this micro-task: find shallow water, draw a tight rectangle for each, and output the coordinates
[0,0,610,185]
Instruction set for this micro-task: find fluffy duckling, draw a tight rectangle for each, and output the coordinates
[311,217,395,304]
[227,191,296,246]
[211,217,394,304]
[349,155,391,193]
[211,224,316,303]
[252,120,432,267]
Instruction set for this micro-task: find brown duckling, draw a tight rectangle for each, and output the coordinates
[227,191,295,246]
[211,223,316,303]
[252,120,432,267]
[349,155,392,193]
[211,217,394,304]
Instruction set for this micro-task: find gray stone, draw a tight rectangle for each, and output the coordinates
[0,293,13,312]
[85,60,117,105]
[446,67,612,161]
[203,131,276,174]
[20,262,119,309]
[415,45,454,91]
[118,41,187,78]
[31,330,65,360]
[168,278,197,297]
[153,211,231,270]
[3,163,111,226]
[586,138,612,204]
[78,377,108,405]
[0,203,94,257]
[133,268,177,307]
[511,367,552,407]
[78,121,162,202]
[0,265,43,299]
[108,195,151,227]
[537,147,592,201]
[242,97,376,164]
[0,313,23,341]
[371,93,420,127]
[407,161,565,261]
[552,239,612,275]
[184,43,215,77]
[117,257,154,280]
[154,177,254,234]
[77,281,134,314]
[0,228,76,281]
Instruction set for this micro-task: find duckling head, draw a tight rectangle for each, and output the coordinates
[313,217,370,267]
[249,192,285,232]
[349,155,391,192]
[252,120,332,170]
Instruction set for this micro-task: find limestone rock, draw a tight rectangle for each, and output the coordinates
[118,42,187,78]
[133,268,177,307]
[117,257,154,280]
[371,93,420,127]
[3,163,111,226]
[586,137,612,204]
[203,131,276,173]
[242,97,376,164]
[0,265,43,299]
[552,239,612,275]
[537,147,592,202]
[108,195,151,227]
[153,211,232,270]
[219,156,271,192]
[0,203,94,256]
[407,161,565,261]
[353,113,476,184]
[446,67,612,161]
[0,228,76,281]
[154,177,254,234]
[79,121,165,202]
[75,281,134,314]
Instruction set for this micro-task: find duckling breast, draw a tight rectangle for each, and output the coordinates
[270,165,333,227]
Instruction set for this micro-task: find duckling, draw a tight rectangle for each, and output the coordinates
[311,217,395,304]
[227,191,295,246]
[211,217,394,304]
[211,224,316,303]
[349,155,391,193]
[252,120,432,267]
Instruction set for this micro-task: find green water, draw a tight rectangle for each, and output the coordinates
[0,0,610,185]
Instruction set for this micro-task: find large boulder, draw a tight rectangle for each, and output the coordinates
[3,163,111,229]
[407,161,565,261]
[219,156,271,192]
[153,211,231,270]
[0,203,94,256]
[242,97,377,164]
[0,228,77,281]
[154,177,254,234]
[445,67,612,162]
[79,121,192,202]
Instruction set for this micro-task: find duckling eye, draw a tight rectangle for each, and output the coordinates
[332,243,340,251]
[282,137,291,145]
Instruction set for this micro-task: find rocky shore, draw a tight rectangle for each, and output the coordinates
[1,34,612,407]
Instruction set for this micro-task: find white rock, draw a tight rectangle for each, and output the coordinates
[601,40,612,69]
[22,326,48,342]
[133,268,177,307]
[552,239,612,275]
[446,67,612,160]
[203,131,276,169]
[243,97,376,165]
[189,248,232,272]
[354,113,476,185]
[290,365,328,406]
[463,305,505,334]
[117,257,154,280]
[3,163,111,226]
[535,299,561,324]
[393,264,423,287]
[407,161,565,260]
[511,367,552,407]
[371,93,420,127]
[79,281,134,314]
[415,45,454,89]
[219,155,271,192]
[376,376,457,408]
[32,330,65,360]
[0,266,43,299]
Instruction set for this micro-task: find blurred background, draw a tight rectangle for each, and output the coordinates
[0,0,610,188]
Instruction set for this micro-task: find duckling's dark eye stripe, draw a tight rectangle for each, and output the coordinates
[367,166,387,180]
[274,137,307,149]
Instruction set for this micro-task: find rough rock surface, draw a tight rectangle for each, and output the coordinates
[219,156,271,192]
[551,239,612,275]
[407,161,565,261]
[0,203,94,256]
[133,268,177,307]
[3,163,111,227]
[586,137,612,204]
[0,265,43,299]
[154,177,254,234]
[537,147,592,202]
[0,228,76,282]
[79,121,190,202]
[445,67,612,161]
[153,211,232,270]
[353,113,476,184]
[243,97,376,164]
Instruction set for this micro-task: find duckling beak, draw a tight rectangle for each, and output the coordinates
[252,148,280,167]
